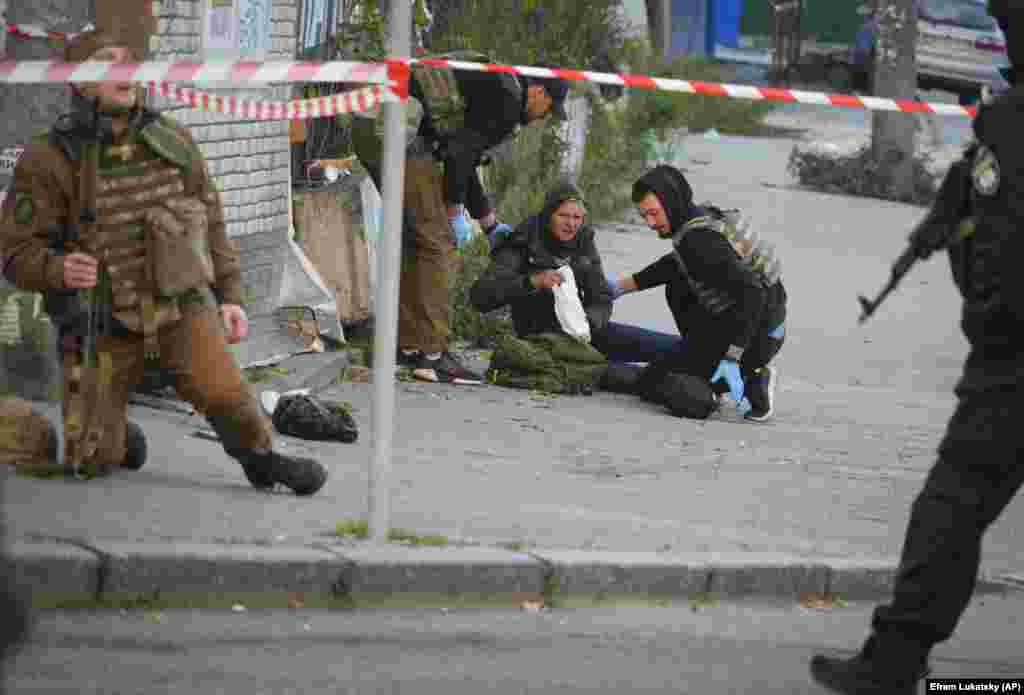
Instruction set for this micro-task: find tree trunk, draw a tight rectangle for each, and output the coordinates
[645,0,670,62]
[870,0,918,201]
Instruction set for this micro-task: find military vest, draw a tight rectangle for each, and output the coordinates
[411,50,522,137]
[45,115,213,339]
[669,206,781,316]
[684,206,782,288]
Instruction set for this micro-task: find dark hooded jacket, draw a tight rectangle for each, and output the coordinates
[469,194,612,339]
[631,166,782,375]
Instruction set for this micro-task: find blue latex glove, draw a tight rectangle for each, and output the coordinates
[487,222,514,247]
[711,359,745,404]
[449,209,474,249]
[606,272,625,301]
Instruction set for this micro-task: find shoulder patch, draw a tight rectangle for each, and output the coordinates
[139,117,195,170]
[13,193,35,225]
[972,144,1000,197]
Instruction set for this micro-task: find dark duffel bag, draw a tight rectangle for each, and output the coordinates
[272,394,359,443]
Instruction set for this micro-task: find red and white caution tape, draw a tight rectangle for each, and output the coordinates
[0,54,978,118]
[150,81,394,120]
[408,56,978,118]
[5,21,83,42]
[0,59,401,89]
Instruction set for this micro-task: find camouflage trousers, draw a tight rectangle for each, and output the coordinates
[486,332,608,395]
[62,302,271,467]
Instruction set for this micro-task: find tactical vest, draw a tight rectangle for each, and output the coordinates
[670,206,781,316]
[46,115,215,342]
[684,206,782,288]
[411,50,522,137]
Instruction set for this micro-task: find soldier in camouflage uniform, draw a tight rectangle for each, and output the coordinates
[809,2,1024,692]
[0,31,327,495]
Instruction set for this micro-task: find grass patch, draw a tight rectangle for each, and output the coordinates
[335,519,450,547]
[386,528,450,547]
[335,519,370,539]
[242,366,292,383]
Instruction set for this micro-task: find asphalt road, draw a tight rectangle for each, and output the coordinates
[6,595,1023,694]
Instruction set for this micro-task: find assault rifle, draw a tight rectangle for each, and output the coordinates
[45,97,110,476]
[857,152,975,324]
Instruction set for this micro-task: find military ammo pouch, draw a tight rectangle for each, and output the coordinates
[143,196,215,298]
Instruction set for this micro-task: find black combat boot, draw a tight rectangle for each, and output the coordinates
[236,449,328,496]
[810,634,930,694]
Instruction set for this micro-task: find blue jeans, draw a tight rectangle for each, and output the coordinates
[591,322,685,364]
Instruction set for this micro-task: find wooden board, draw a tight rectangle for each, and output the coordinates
[292,185,371,325]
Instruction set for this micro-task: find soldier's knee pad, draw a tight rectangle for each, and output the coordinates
[121,420,147,470]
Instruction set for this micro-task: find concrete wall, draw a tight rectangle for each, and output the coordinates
[148,0,301,316]
[0,2,93,160]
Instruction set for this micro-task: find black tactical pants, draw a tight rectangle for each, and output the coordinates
[871,384,1024,651]
[665,279,787,381]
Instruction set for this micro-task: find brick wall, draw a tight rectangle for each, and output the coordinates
[148,0,301,316]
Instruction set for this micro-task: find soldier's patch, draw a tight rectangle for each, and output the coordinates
[972,145,1000,197]
[13,194,34,225]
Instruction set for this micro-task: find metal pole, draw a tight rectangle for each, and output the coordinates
[368,0,411,544]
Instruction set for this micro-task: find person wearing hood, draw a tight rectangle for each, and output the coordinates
[470,182,612,340]
[609,166,787,421]
[352,53,568,386]
[810,2,1024,693]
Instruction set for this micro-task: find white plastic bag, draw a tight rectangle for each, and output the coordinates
[552,265,591,343]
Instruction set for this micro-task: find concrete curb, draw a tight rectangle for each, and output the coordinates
[3,536,1020,608]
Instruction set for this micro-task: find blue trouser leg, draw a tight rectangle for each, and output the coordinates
[591,322,685,364]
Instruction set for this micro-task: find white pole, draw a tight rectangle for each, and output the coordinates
[368,0,411,544]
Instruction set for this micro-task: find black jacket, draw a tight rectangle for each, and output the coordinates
[412,68,526,220]
[470,215,613,338]
[949,85,1024,392]
[632,166,775,373]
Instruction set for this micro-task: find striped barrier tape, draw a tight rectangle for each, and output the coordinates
[0,45,977,118]
[5,22,84,42]
[0,59,402,89]
[150,81,395,120]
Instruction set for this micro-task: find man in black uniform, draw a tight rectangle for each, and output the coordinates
[616,166,787,421]
[810,2,1024,692]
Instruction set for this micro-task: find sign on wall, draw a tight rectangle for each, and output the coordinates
[203,0,272,59]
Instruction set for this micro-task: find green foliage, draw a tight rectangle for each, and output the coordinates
[576,51,777,221]
[335,519,370,539]
[787,143,938,206]
[448,232,515,348]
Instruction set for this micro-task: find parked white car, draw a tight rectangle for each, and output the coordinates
[851,0,1010,103]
